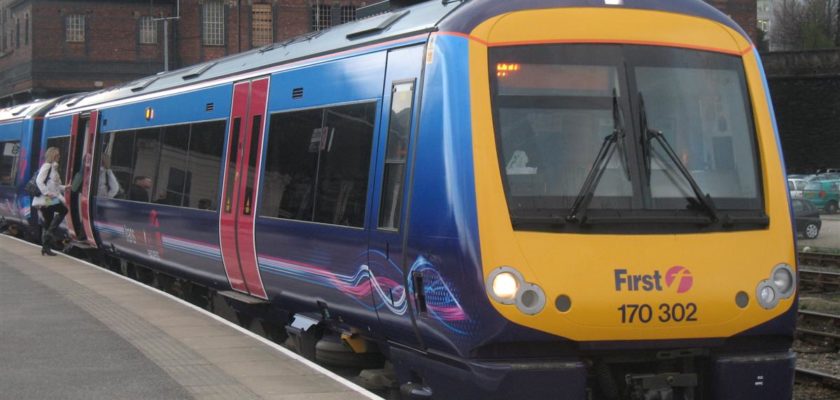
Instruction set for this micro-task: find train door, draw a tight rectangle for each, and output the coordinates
[63,112,98,246]
[219,77,270,299]
[369,45,425,346]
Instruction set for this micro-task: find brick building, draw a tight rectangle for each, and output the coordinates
[706,0,758,43]
[0,0,368,106]
[0,0,757,106]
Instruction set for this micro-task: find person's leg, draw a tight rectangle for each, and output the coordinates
[40,206,56,256]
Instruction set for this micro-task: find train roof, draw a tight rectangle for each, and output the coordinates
[46,0,746,117]
[0,98,64,124]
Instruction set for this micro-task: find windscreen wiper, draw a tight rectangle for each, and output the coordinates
[566,90,628,224]
[638,92,719,223]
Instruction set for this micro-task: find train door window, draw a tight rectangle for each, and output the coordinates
[378,82,414,230]
[186,120,225,210]
[0,141,20,186]
[131,128,162,202]
[158,124,191,206]
[243,115,262,215]
[45,136,70,173]
[262,108,323,221]
[261,102,376,227]
[315,103,376,227]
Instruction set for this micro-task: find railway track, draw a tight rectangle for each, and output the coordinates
[798,250,840,268]
[797,310,840,345]
[798,250,840,292]
[795,367,840,388]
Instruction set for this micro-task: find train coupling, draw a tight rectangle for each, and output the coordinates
[625,372,697,400]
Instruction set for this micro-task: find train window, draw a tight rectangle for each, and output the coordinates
[262,109,322,221]
[378,81,415,230]
[0,141,20,186]
[99,121,225,209]
[316,103,376,227]
[262,102,376,227]
[490,44,763,231]
[186,120,225,210]
[130,128,162,202]
[157,124,191,206]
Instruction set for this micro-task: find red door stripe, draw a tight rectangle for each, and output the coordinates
[236,78,269,299]
[79,111,98,246]
[219,82,250,293]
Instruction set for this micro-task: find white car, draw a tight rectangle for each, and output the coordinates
[788,178,807,198]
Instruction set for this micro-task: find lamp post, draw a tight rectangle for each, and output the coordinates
[152,0,180,72]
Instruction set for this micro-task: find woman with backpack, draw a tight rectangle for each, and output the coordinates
[32,147,69,256]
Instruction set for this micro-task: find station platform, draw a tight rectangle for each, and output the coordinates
[0,235,378,400]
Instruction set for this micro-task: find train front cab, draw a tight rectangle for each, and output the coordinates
[464,7,795,400]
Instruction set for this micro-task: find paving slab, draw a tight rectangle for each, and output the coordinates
[0,235,377,400]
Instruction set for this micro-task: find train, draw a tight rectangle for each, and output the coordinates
[0,0,797,399]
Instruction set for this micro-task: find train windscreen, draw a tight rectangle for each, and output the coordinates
[489,44,763,230]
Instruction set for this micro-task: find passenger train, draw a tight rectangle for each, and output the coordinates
[0,0,797,398]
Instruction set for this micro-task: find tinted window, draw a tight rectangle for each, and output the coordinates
[261,102,376,227]
[378,82,414,230]
[157,124,190,206]
[45,136,71,178]
[100,121,225,210]
[0,141,20,186]
[187,121,225,210]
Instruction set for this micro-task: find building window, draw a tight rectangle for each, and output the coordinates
[24,14,28,45]
[311,5,331,32]
[139,16,157,44]
[202,0,225,46]
[15,18,19,48]
[66,14,85,43]
[340,6,356,24]
[251,3,272,47]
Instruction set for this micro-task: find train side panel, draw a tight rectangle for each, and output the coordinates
[254,52,386,330]
[0,119,26,225]
[91,85,233,288]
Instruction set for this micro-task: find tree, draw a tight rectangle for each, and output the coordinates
[773,0,838,50]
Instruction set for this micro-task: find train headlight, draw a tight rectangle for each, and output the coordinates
[487,267,523,305]
[770,264,795,299]
[756,281,779,309]
[492,272,520,301]
[486,267,547,315]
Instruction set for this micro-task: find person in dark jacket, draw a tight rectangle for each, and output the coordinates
[128,176,152,202]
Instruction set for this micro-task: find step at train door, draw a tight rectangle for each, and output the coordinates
[63,112,98,246]
[219,78,270,299]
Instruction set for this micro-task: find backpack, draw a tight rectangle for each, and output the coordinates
[24,166,51,197]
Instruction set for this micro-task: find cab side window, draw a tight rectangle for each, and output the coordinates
[0,141,20,186]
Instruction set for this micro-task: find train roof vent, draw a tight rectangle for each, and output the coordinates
[347,10,410,40]
[65,94,89,107]
[292,88,304,99]
[131,77,159,92]
[182,62,217,80]
[11,105,30,115]
[206,103,215,112]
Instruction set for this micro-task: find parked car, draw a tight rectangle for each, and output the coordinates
[788,178,807,198]
[791,199,822,239]
[803,179,840,214]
